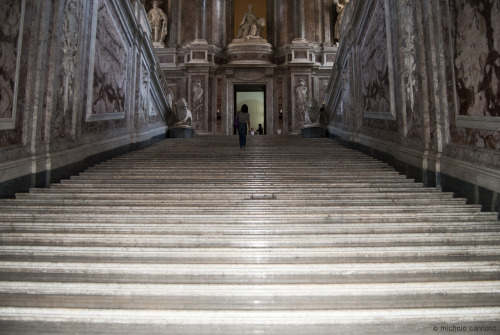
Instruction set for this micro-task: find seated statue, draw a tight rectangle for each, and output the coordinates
[305,98,321,125]
[148,0,168,46]
[236,4,265,39]
[174,98,192,127]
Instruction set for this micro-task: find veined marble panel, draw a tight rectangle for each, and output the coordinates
[452,0,500,131]
[0,0,24,130]
[359,0,393,120]
[86,0,129,122]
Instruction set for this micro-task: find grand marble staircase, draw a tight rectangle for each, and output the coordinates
[0,135,499,334]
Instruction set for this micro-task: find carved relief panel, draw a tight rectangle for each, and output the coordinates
[398,0,420,138]
[452,0,500,133]
[292,75,309,133]
[86,0,130,122]
[191,77,206,129]
[53,0,82,140]
[449,0,500,152]
[138,60,150,126]
[359,0,390,117]
[189,75,207,131]
[357,0,397,133]
[0,0,24,132]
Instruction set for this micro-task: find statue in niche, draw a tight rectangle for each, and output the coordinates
[295,79,308,121]
[236,4,266,39]
[148,0,168,46]
[334,0,349,42]
[174,98,192,127]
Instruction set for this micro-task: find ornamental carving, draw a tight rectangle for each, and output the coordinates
[61,0,81,115]
[234,70,267,82]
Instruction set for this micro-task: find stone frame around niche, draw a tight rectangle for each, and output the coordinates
[0,0,26,130]
[356,0,397,122]
[85,0,131,122]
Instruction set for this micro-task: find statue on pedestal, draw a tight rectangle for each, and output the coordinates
[227,3,271,63]
[148,0,168,46]
[236,4,266,40]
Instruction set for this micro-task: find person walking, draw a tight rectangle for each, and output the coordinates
[237,104,251,149]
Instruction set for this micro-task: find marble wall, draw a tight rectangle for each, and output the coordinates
[325,0,500,211]
[0,0,171,198]
[449,0,500,152]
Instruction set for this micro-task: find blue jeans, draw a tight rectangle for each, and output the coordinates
[238,123,247,147]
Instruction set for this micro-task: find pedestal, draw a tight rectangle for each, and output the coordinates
[226,39,273,64]
[169,126,197,138]
[301,125,327,138]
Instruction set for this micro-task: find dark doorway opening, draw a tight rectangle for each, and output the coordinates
[234,84,266,135]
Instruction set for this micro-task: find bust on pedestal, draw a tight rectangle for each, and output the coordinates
[301,98,328,138]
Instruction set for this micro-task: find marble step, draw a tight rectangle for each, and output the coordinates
[1,135,499,334]
[27,188,459,199]
[0,207,484,217]
[2,221,500,235]
[1,212,496,225]
[0,199,480,210]
[1,307,499,335]
[1,281,499,310]
[42,184,439,193]
[2,232,500,247]
[4,199,469,207]
[1,245,499,263]
[2,261,499,284]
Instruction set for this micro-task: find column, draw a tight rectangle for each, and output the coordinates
[293,0,306,42]
[195,0,207,41]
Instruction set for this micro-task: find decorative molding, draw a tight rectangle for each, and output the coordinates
[456,116,500,131]
[233,70,267,82]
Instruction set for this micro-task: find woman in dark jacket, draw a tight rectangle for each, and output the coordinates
[237,104,251,149]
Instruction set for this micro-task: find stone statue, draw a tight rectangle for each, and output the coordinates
[296,79,308,104]
[236,4,266,39]
[295,79,308,121]
[334,0,349,41]
[305,98,321,125]
[148,0,168,46]
[174,98,192,126]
